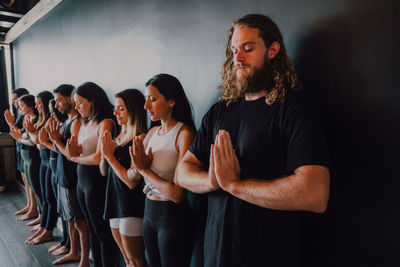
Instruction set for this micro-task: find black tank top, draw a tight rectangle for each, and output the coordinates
[56,118,78,189]
[103,141,145,219]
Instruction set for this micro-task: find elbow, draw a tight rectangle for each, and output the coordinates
[99,168,107,177]
[93,153,102,165]
[175,162,185,187]
[311,201,328,214]
[170,195,185,204]
[306,190,329,213]
[127,181,137,190]
[168,187,186,204]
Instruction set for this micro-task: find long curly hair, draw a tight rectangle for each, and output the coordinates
[220,14,300,106]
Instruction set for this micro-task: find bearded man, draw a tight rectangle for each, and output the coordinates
[177,14,330,267]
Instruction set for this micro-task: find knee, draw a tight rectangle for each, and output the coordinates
[127,257,141,267]
[74,220,86,232]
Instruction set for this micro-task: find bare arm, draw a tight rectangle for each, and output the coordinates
[106,154,142,189]
[214,130,330,213]
[10,123,35,146]
[101,131,143,189]
[18,132,36,145]
[69,119,114,165]
[224,165,329,212]
[99,157,108,177]
[50,119,80,157]
[177,150,219,193]
[38,127,57,152]
[132,126,195,203]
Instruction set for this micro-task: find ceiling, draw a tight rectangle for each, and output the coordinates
[0,0,39,41]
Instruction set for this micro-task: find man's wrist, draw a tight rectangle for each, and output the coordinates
[222,179,239,195]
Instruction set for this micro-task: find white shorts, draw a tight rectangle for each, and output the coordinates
[109,217,143,237]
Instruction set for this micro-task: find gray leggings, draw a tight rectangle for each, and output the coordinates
[21,147,42,213]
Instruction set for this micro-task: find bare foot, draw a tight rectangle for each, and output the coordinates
[25,228,44,243]
[78,258,90,267]
[52,253,80,265]
[48,243,62,253]
[30,224,41,231]
[52,246,69,256]
[17,212,38,221]
[27,216,41,226]
[27,230,53,245]
[14,206,29,215]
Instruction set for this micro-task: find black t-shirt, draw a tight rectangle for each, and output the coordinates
[189,90,329,267]
[103,141,145,219]
[56,118,78,189]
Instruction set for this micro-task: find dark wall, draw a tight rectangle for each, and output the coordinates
[0,46,9,132]
[12,0,400,266]
[295,2,400,266]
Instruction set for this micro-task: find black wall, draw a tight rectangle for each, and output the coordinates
[0,46,9,132]
[296,2,400,265]
[12,0,400,266]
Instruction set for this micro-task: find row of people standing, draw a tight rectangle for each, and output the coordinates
[5,13,330,267]
[5,73,205,267]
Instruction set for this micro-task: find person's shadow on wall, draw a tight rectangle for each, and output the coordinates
[294,1,400,266]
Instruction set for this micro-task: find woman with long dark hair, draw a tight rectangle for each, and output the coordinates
[129,73,195,267]
[67,82,118,267]
[100,89,147,267]
[9,95,42,225]
[24,91,57,245]
[38,99,70,252]
[3,88,32,219]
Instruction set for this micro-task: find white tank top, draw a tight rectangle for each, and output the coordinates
[78,121,100,156]
[144,122,183,198]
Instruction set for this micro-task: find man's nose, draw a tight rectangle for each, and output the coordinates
[234,49,245,63]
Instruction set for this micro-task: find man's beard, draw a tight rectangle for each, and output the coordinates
[234,60,273,95]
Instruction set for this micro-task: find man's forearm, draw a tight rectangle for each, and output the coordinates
[52,138,68,157]
[177,161,216,193]
[224,165,330,213]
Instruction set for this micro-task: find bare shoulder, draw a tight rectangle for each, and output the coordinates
[176,124,195,151]
[70,118,82,135]
[101,118,115,128]
[99,118,115,133]
[177,124,196,140]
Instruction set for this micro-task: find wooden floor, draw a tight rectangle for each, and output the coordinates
[0,185,82,267]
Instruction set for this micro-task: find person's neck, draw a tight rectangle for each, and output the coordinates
[245,90,268,101]
[27,112,36,119]
[159,118,178,135]
[67,109,79,121]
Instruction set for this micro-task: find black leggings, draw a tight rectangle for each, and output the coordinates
[39,154,59,230]
[76,164,117,267]
[21,147,42,213]
[143,198,195,267]
[187,192,208,267]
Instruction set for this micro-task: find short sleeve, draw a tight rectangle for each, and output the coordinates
[283,91,330,172]
[189,105,216,168]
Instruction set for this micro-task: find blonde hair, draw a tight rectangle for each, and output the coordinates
[114,89,147,146]
[116,116,146,146]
